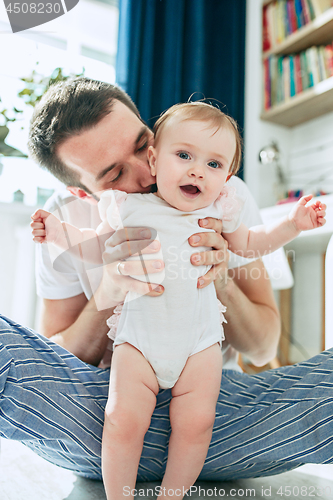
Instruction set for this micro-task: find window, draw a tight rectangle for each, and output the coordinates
[0,0,119,205]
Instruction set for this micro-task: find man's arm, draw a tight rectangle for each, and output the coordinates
[216,259,281,366]
[40,294,112,366]
[189,219,280,367]
[39,227,165,366]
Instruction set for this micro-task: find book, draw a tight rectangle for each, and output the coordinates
[282,0,289,38]
[310,0,322,16]
[285,0,293,34]
[288,0,297,33]
[324,44,333,77]
[301,0,312,22]
[283,56,291,99]
[306,46,320,85]
[263,4,271,51]
[295,0,305,27]
[294,53,303,93]
[270,55,278,106]
[300,50,311,89]
[274,1,280,43]
[289,55,296,96]
[264,57,271,109]
[310,0,333,16]
[306,0,317,19]
[318,46,327,79]
[289,0,298,33]
[277,0,286,42]
[267,2,277,48]
[277,56,285,102]
[313,46,322,82]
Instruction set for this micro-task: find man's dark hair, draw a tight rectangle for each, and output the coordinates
[28,77,140,191]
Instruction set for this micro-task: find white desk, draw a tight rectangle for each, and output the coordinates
[0,202,38,329]
[260,194,333,254]
[260,195,333,358]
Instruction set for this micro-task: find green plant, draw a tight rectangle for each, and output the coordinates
[0,99,23,126]
[0,66,84,157]
[18,66,85,108]
[0,66,85,127]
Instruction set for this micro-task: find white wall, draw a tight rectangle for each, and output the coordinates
[288,113,333,195]
[244,0,333,362]
[244,0,292,208]
[0,203,38,329]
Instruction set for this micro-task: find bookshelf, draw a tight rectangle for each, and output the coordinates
[261,1,333,127]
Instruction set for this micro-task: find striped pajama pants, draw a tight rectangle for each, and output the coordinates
[1,314,333,482]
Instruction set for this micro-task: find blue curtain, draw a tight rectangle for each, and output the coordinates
[116,0,246,175]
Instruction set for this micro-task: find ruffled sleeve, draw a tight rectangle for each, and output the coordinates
[216,184,246,233]
[98,190,128,230]
[106,303,124,341]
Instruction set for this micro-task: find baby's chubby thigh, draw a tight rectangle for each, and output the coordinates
[169,344,223,440]
[105,343,159,442]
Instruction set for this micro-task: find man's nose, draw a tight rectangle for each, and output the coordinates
[129,156,154,188]
[127,155,150,175]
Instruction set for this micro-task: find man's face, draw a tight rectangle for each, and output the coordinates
[57,100,155,196]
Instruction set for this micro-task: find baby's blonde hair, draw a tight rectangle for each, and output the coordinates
[153,102,242,176]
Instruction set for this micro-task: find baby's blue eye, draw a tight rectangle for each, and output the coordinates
[178,152,190,160]
[208,160,220,169]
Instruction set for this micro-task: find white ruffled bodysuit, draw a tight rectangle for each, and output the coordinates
[99,186,243,389]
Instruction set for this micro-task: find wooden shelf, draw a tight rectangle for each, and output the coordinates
[261,75,333,126]
[261,1,333,127]
[263,7,333,58]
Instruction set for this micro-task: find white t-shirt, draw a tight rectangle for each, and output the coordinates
[36,176,263,372]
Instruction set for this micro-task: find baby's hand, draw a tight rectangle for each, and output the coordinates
[31,209,63,244]
[289,194,326,232]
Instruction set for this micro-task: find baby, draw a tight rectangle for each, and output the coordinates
[31,102,326,499]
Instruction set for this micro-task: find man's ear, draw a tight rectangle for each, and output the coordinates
[66,187,98,205]
[147,146,157,177]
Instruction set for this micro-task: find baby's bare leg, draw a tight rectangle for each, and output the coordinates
[102,343,159,500]
[160,343,222,499]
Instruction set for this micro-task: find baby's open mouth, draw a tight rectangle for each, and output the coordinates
[180,185,201,198]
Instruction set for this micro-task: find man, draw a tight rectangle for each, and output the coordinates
[29,78,279,368]
[1,78,331,483]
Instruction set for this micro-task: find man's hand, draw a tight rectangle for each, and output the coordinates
[96,227,165,310]
[189,217,229,290]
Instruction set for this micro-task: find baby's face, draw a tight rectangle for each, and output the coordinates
[148,117,236,212]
